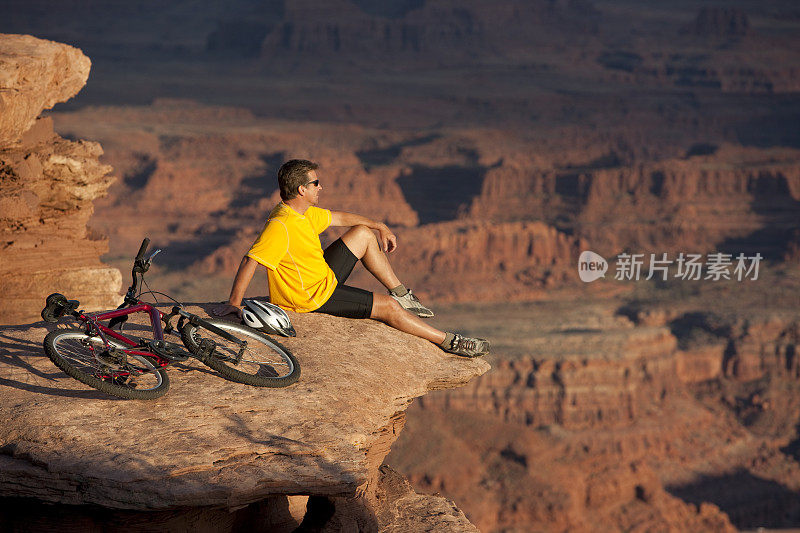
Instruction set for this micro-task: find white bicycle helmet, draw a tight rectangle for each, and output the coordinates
[241,299,296,337]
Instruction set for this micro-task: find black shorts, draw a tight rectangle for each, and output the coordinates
[312,238,373,319]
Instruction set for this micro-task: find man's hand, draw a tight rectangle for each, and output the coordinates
[211,302,243,318]
[378,224,397,253]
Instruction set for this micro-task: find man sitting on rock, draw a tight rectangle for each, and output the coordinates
[212,159,489,358]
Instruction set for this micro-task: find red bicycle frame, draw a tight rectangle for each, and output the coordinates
[77,302,171,368]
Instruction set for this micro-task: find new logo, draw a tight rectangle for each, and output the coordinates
[578,251,608,282]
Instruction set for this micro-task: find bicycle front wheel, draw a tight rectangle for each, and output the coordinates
[44,328,170,400]
[181,319,300,387]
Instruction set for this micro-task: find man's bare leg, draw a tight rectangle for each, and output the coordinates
[340,225,401,290]
[371,295,489,357]
[340,224,435,318]
[371,294,446,344]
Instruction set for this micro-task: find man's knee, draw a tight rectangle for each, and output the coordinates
[342,225,377,258]
[350,224,375,244]
[371,293,402,321]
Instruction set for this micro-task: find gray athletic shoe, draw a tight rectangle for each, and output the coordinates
[444,334,490,358]
[391,289,434,318]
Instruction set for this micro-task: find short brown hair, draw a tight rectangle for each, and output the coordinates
[278,159,318,201]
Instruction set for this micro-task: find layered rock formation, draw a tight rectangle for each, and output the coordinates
[0,34,120,324]
[50,103,800,307]
[52,103,419,260]
[0,34,90,145]
[50,105,587,302]
[258,0,600,66]
[0,305,487,531]
[388,285,800,531]
[692,8,750,40]
[366,220,584,301]
[469,145,800,260]
[5,0,800,114]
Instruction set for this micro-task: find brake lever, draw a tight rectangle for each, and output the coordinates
[147,249,161,262]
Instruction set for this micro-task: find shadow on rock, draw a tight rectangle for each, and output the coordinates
[667,468,800,529]
[0,327,124,400]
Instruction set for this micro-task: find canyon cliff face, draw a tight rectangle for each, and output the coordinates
[50,106,594,303]
[0,34,120,324]
[256,0,600,65]
[50,105,800,306]
[388,297,800,531]
[6,0,795,308]
[469,145,800,260]
[211,0,799,94]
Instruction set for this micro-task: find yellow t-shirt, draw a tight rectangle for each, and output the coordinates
[247,203,337,312]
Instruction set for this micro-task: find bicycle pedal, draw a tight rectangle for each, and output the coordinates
[147,340,190,362]
[108,375,135,387]
[198,339,217,359]
[97,348,126,365]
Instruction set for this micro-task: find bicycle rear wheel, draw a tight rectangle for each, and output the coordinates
[44,328,170,400]
[181,319,300,387]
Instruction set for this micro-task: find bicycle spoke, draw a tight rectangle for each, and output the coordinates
[50,334,164,391]
[181,319,299,386]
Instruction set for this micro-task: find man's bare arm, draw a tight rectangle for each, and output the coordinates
[212,255,258,317]
[330,211,397,252]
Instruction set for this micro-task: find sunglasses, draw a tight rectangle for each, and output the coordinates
[304,179,320,187]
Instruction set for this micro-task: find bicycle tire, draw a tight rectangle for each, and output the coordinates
[44,328,170,400]
[180,319,300,387]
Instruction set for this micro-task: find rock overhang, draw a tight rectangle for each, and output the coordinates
[0,305,490,510]
[0,34,90,146]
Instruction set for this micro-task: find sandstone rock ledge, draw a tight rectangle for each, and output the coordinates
[0,34,121,324]
[0,306,488,531]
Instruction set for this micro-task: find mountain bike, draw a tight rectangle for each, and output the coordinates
[40,238,300,399]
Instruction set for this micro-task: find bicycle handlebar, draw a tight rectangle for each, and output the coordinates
[135,238,150,263]
[127,237,151,301]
